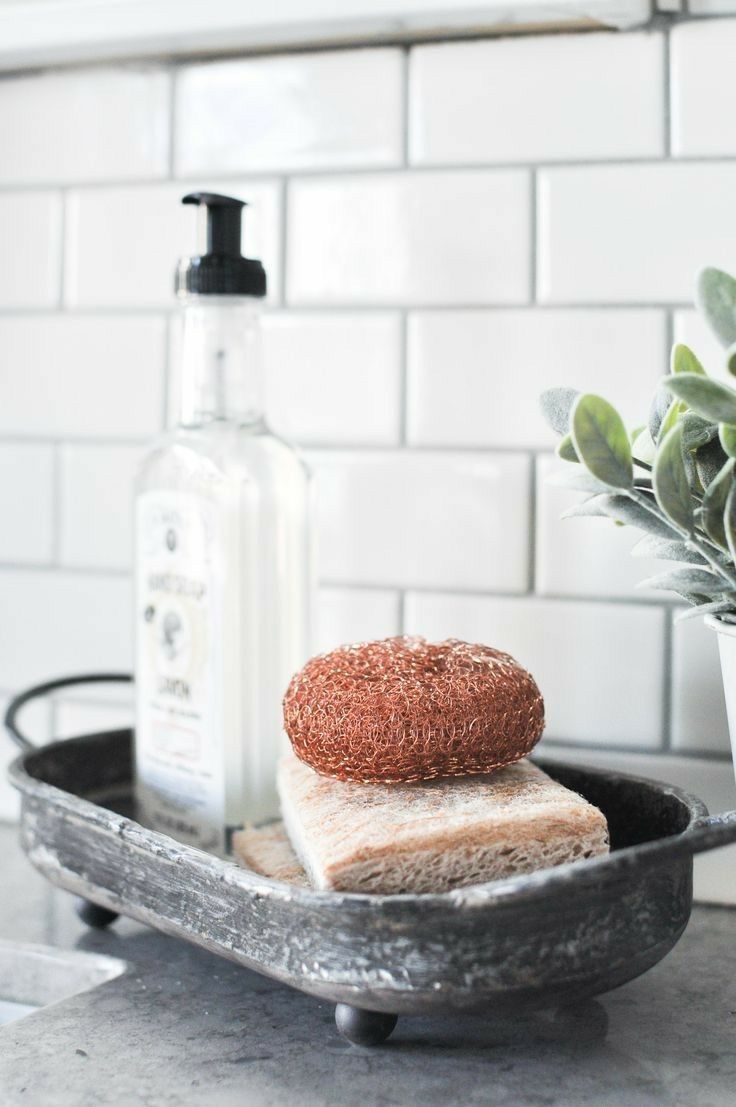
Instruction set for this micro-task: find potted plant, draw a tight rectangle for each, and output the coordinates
[540,267,736,773]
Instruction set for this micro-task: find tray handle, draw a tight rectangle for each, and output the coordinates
[682,811,736,856]
[4,673,132,751]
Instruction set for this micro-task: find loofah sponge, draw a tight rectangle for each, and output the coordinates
[282,635,545,784]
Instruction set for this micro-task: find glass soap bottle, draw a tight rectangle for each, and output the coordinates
[134,191,313,854]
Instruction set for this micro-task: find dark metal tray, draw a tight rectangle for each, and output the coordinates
[7,675,736,1046]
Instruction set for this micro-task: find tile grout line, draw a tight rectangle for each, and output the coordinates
[401,44,411,168]
[663,20,673,159]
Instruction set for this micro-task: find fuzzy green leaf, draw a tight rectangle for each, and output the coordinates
[671,343,705,376]
[681,412,719,451]
[664,373,736,424]
[659,398,686,440]
[560,497,612,520]
[675,600,736,623]
[725,481,736,566]
[638,567,726,598]
[726,340,736,377]
[571,394,633,490]
[702,458,736,549]
[653,423,694,534]
[556,433,579,463]
[632,426,657,465]
[649,385,674,444]
[590,493,678,539]
[719,424,736,459]
[540,388,580,437]
[695,436,729,488]
[630,534,707,565]
[697,267,736,349]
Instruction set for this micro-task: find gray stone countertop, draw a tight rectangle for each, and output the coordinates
[0,822,734,1107]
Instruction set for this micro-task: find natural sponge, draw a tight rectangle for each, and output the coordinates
[282,636,545,784]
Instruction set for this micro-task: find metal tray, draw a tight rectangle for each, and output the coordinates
[7,675,736,1046]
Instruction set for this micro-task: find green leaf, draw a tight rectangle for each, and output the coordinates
[681,412,719,451]
[590,493,678,539]
[719,424,736,459]
[560,497,612,520]
[556,433,579,463]
[725,481,736,565]
[638,567,726,598]
[702,458,736,548]
[659,398,686,440]
[726,340,736,377]
[671,343,705,376]
[571,394,633,490]
[632,426,657,466]
[664,373,736,424]
[653,423,694,533]
[630,534,707,565]
[675,600,736,623]
[540,388,580,437]
[649,385,674,443]
[695,436,729,488]
[697,267,736,349]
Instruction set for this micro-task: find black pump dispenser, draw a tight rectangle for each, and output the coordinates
[175,192,267,298]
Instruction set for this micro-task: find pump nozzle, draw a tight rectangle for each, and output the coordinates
[176,191,267,298]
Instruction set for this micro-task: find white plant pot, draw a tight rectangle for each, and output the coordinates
[706,614,736,776]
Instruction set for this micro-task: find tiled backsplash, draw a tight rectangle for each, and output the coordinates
[2,17,736,900]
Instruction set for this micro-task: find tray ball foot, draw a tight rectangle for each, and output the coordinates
[335,1004,398,1046]
[74,897,119,929]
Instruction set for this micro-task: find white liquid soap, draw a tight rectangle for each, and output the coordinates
[134,192,314,855]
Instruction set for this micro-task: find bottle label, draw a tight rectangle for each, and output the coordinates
[135,491,226,854]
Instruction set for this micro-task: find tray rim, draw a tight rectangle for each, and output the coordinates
[8,729,716,913]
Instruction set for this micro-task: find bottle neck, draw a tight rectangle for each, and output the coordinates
[176,295,264,428]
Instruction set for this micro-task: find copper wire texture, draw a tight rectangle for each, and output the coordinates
[283,636,545,784]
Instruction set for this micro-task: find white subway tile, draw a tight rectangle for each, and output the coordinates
[263,313,401,445]
[287,170,530,306]
[541,744,736,905]
[54,698,133,739]
[0,67,169,186]
[673,309,733,384]
[407,309,665,448]
[309,450,530,591]
[176,49,403,175]
[671,20,736,156]
[317,587,401,654]
[410,32,663,165]
[60,444,145,570]
[536,455,666,600]
[405,592,665,747]
[671,613,731,755]
[0,192,61,308]
[65,180,281,308]
[0,315,165,439]
[0,694,51,821]
[0,570,131,690]
[0,444,55,565]
[538,163,736,304]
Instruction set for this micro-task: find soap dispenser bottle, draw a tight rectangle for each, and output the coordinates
[134,191,313,854]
